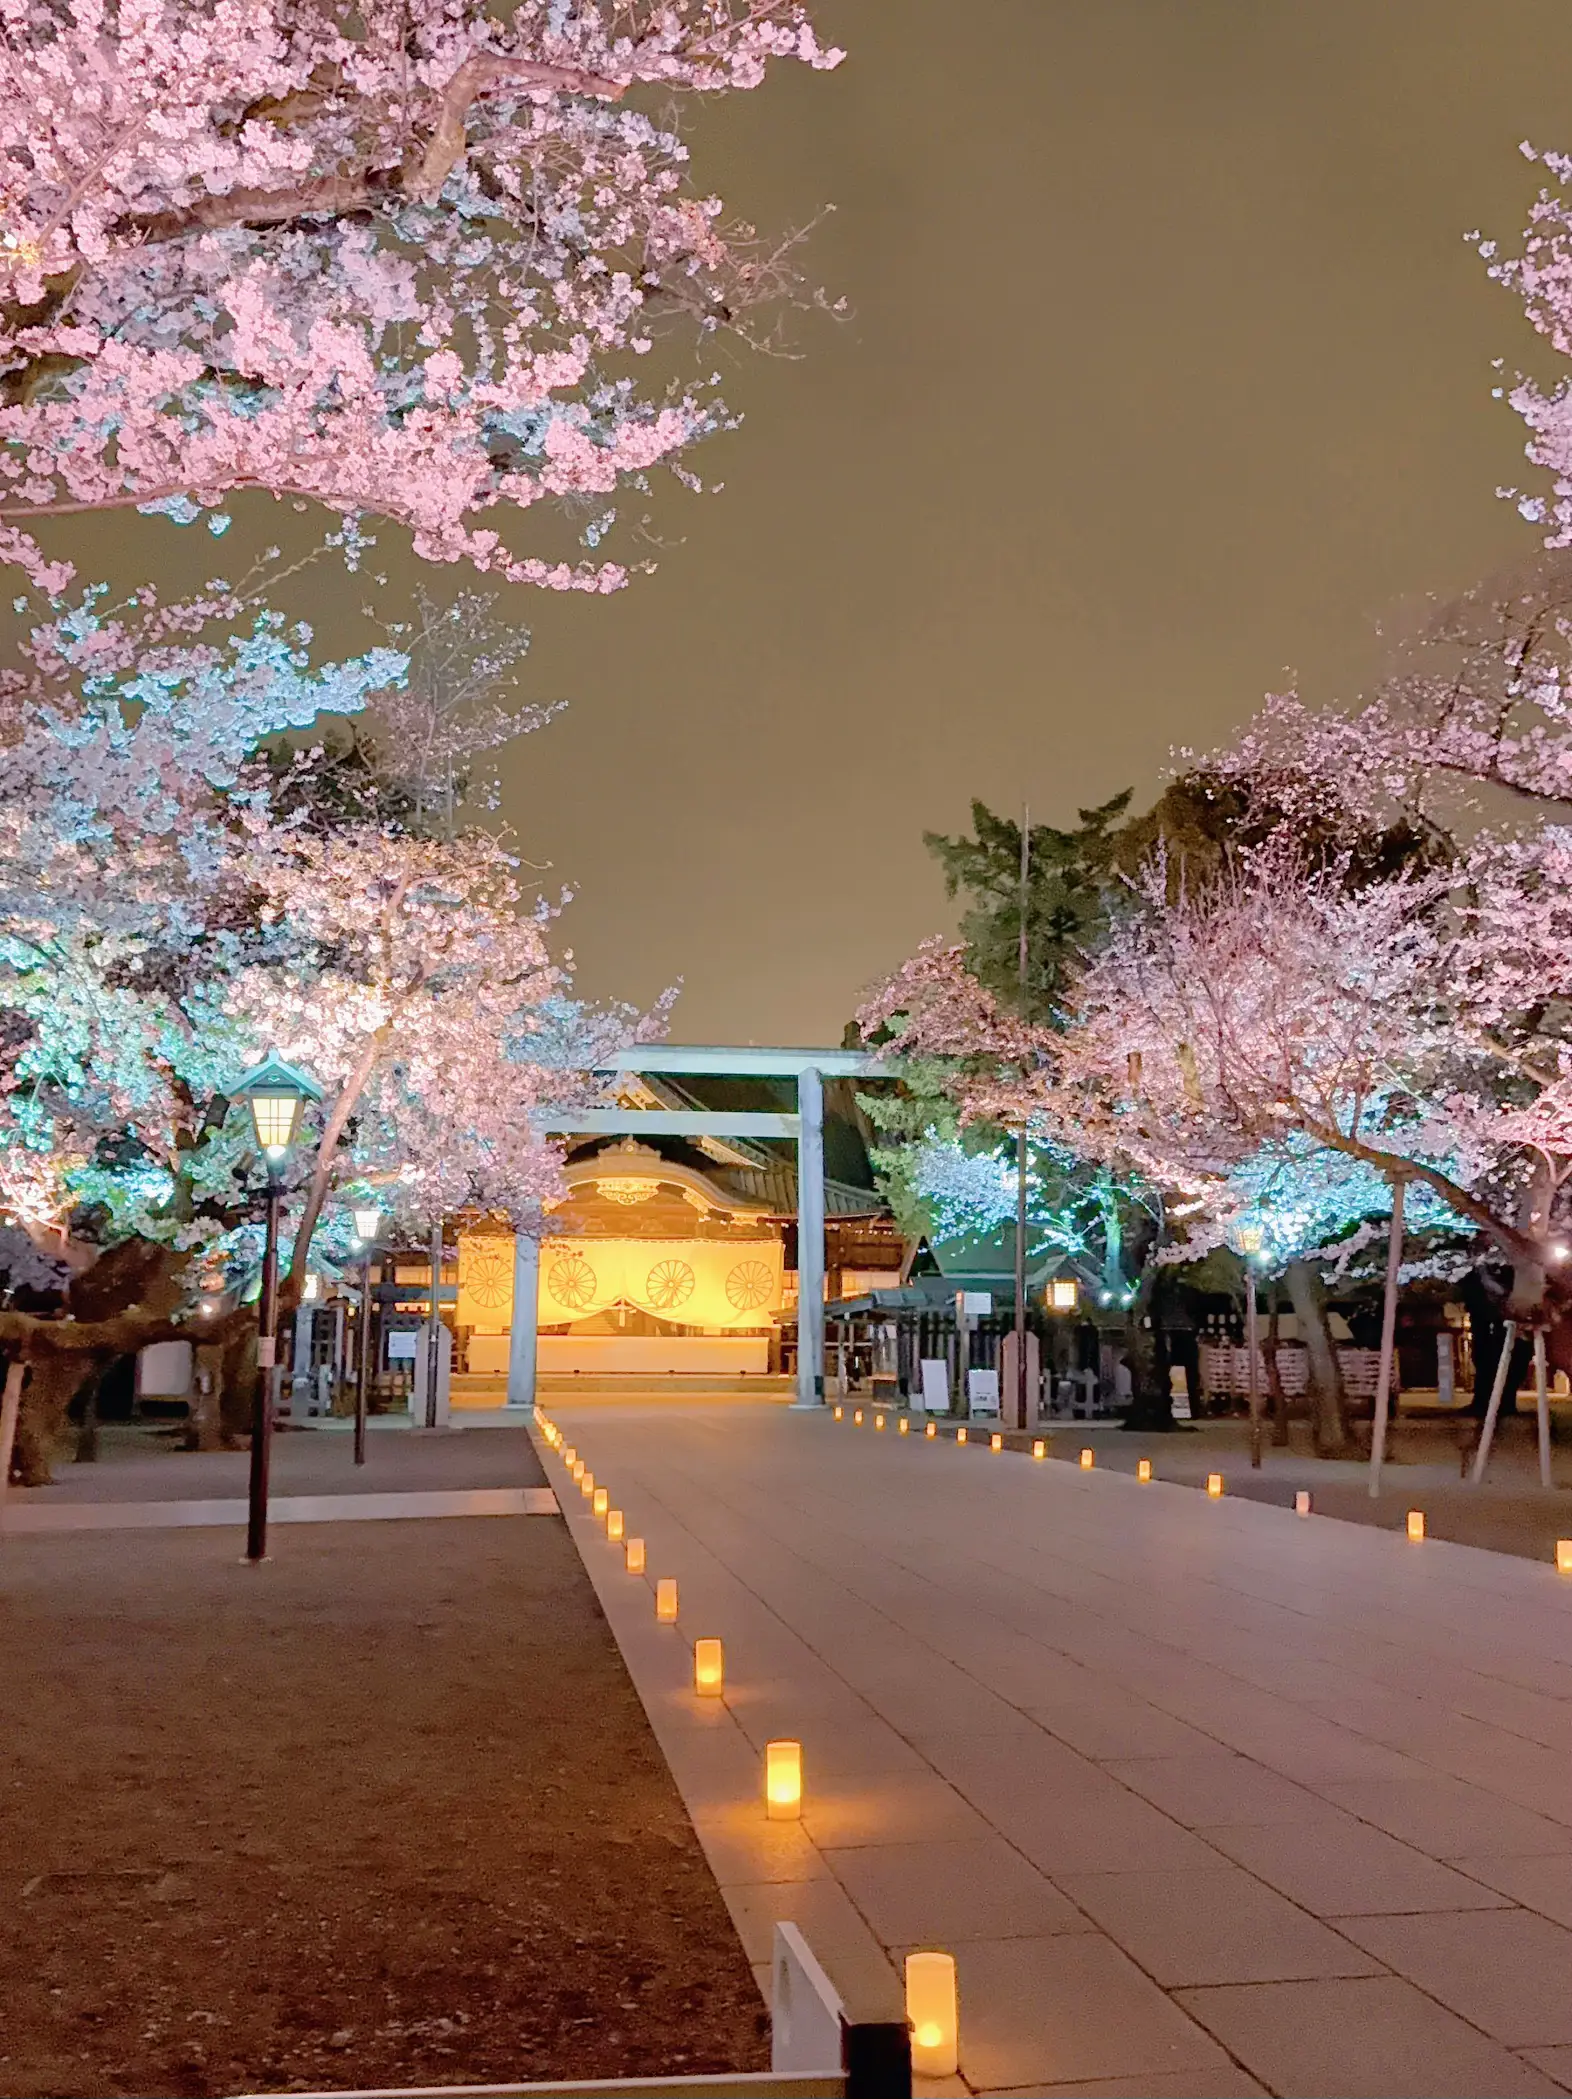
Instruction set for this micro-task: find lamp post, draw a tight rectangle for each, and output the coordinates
[234,1055,321,1562]
[351,1205,383,1466]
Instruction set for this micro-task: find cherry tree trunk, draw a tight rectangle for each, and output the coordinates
[1284,1258,1352,1457]
[12,1355,93,1486]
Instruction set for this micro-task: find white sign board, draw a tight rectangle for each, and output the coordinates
[967,1367,1001,1416]
[386,1331,418,1362]
[918,1357,950,1412]
[960,1291,993,1316]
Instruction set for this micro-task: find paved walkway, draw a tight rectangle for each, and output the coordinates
[541,1401,1572,2099]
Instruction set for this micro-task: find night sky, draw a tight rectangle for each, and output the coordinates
[46,2,1572,1046]
[503,0,1572,1045]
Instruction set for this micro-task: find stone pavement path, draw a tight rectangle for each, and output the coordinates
[541,1401,1572,2099]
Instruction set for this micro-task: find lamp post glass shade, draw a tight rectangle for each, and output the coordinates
[352,1206,383,1243]
[234,1053,323,1162]
[250,1091,301,1155]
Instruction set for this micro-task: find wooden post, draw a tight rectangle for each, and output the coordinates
[1535,1326,1554,1491]
[1367,1178,1406,1499]
[1470,1318,1519,1486]
[0,1358,25,1520]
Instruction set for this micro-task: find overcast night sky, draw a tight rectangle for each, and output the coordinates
[53,1,1572,1046]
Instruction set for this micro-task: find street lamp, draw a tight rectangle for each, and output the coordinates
[234,1054,322,1562]
[351,1205,383,1467]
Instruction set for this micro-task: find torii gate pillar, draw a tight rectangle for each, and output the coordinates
[794,1065,826,1408]
[506,1234,539,1410]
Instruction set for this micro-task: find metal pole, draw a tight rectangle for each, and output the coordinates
[794,1066,827,1407]
[354,1249,372,1465]
[1367,1178,1406,1499]
[1246,1266,1262,1469]
[247,1179,282,1562]
[424,1216,443,1429]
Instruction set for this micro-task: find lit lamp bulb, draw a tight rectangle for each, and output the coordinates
[625,1537,646,1575]
[1137,1458,1152,1483]
[607,1509,624,1542]
[693,1638,724,1697]
[1207,1473,1224,1499]
[765,1739,802,1821]
[593,1487,608,1520]
[655,1577,678,1623]
[1079,1447,1094,1470]
[905,1951,958,2078]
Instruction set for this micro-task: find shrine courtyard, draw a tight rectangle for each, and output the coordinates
[9,1405,1572,2095]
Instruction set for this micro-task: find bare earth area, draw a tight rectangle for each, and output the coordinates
[0,1427,766,2099]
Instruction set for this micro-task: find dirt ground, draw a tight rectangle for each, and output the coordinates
[0,1442,768,2098]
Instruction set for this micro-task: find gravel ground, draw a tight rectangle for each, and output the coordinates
[0,1480,767,2098]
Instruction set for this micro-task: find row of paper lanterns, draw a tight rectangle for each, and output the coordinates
[533,1406,960,2077]
[831,1404,1572,1567]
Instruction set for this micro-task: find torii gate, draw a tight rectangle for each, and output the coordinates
[512,1045,891,1411]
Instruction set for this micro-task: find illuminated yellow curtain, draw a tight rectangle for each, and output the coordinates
[457,1236,516,1333]
[538,1237,782,1328]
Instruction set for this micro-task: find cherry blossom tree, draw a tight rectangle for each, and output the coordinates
[0,581,653,1481]
[0,0,842,594]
